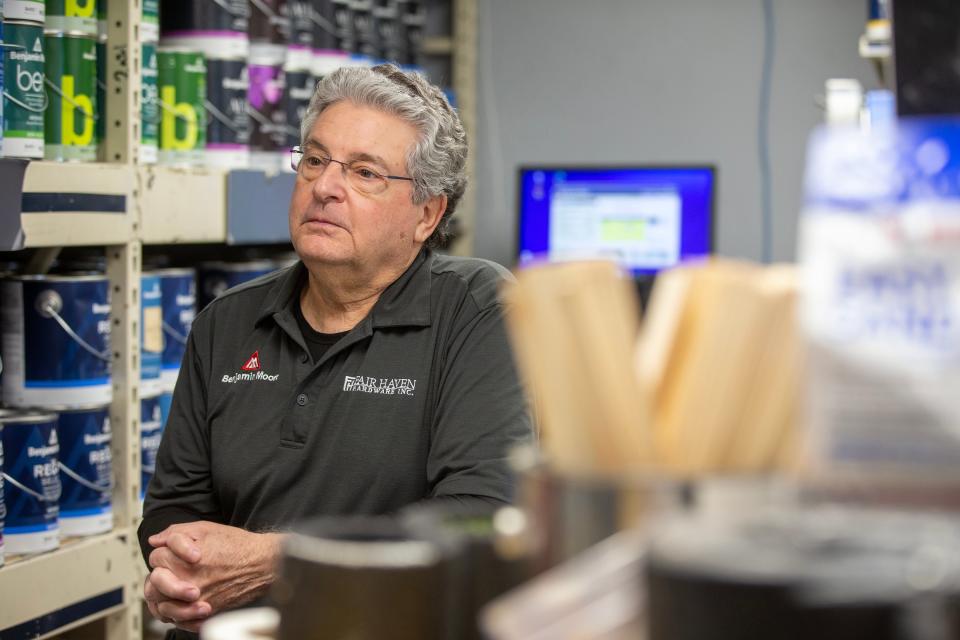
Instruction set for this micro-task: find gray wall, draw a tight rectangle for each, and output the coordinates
[473,0,875,267]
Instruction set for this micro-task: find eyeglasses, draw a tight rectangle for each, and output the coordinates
[290,146,414,195]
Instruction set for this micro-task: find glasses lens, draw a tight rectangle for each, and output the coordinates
[291,149,302,173]
[346,164,389,195]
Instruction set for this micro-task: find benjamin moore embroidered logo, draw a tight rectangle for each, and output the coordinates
[241,351,261,371]
[222,350,279,384]
[343,376,417,396]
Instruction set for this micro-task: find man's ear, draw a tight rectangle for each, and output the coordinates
[414,194,448,243]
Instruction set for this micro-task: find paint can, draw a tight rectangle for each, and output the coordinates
[373,1,400,64]
[140,389,163,500]
[45,0,97,36]
[157,48,206,166]
[351,0,374,65]
[0,19,5,158]
[283,65,314,150]
[3,0,44,23]
[43,31,98,162]
[1,20,46,158]
[1,275,112,408]
[148,268,196,392]
[141,41,158,163]
[1,410,60,555]
[94,34,106,160]
[310,0,344,77]
[332,0,353,57]
[161,0,249,57]
[55,403,111,536]
[96,0,106,38]
[142,0,158,42]
[285,0,312,71]
[205,52,249,168]
[198,260,276,309]
[249,0,289,45]
[247,42,285,171]
[141,273,163,395]
[400,0,423,69]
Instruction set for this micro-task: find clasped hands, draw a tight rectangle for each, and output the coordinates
[144,521,284,633]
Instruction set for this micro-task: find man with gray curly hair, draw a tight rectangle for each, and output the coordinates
[138,64,533,637]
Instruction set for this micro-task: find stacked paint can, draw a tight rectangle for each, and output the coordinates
[149,267,196,391]
[399,0,424,70]
[0,274,112,408]
[351,0,374,67]
[160,0,250,168]
[0,420,5,566]
[43,29,98,161]
[331,0,353,63]
[283,0,315,162]
[0,410,60,554]
[55,404,111,536]
[139,388,165,500]
[156,47,206,165]
[198,260,276,309]
[2,14,46,158]
[311,0,344,78]
[141,273,163,395]
[373,0,402,65]
[249,0,288,172]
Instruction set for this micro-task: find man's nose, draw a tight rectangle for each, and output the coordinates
[311,160,349,200]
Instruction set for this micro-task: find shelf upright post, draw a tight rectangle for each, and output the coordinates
[104,0,144,636]
[451,0,477,257]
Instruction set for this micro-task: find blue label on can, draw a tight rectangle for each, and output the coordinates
[159,271,196,374]
[2,417,61,534]
[19,279,112,387]
[140,394,164,498]
[141,275,163,382]
[57,407,111,518]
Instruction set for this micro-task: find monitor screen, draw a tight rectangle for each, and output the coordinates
[517,166,715,276]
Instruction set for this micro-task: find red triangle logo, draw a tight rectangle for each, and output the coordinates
[241,351,261,371]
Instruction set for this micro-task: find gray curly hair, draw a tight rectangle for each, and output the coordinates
[300,64,467,249]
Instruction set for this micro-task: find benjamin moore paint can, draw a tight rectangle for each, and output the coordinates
[94,35,105,159]
[198,260,275,309]
[157,48,206,166]
[248,43,285,171]
[43,31,98,162]
[1,410,61,555]
[286,0,313,70]
[141,42,158,163]
[150,268,196,392]
[161,0,249,45]
[2,20,46,159]
[0,275,112,408]
[4,0,44,22]
[142,0,158,42]
[283,67,313,149]
[56,404,111,536]
[46,0,97,36]
[311,0,343,77]
[140,390,163,500]
[249,0,289,45]
[332,0,353,56]
[141,274,163,395]
[205,54,249,168]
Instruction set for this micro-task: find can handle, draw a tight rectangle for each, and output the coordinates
[36,290,112,363]
[211,0,248,17]
[59,462,115,494]
[162,320,189,346]
[205,99,244,133]
[3,472,62,503]
[2,88,49,114]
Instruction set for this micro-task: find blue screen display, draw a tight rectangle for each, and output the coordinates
[517,167,714,276]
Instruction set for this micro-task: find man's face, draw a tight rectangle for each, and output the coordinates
[288,100,443,275]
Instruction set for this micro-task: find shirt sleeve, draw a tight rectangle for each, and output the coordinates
[137,322,223,566]
[427,300,535,504]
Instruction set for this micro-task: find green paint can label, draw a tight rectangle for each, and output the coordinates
[142,0,159,43]
[4,0,45,23]
[45,0,98,36]
[44,32,98,161]
[141,43,158,163]
[158,49,206,165]
[95,36,105,154]
[2,21,46,159]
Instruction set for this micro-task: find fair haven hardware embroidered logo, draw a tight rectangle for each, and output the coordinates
[343,375,417,396]
[222,351,279,383]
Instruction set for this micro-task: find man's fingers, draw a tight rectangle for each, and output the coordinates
[156,599,212,623]
[148,567,201,602]
[165,531,201,563]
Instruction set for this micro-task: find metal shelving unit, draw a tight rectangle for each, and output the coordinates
[0,2,479,637]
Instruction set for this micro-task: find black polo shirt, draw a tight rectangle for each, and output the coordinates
[138,249,533,558]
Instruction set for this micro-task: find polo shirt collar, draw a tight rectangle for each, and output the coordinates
[256,249,433,329]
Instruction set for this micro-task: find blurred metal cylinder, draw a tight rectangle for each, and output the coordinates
[273,517,453,640]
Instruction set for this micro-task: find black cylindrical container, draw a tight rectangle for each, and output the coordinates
[205,55,250,168]
[249,0,290,44]
[160,0,250,36]
[311,0,337,51]
[373,1,400,63]
[274,516,457,640]
[332,0,354,54]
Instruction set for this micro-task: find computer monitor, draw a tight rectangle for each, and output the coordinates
[516,166,715,276]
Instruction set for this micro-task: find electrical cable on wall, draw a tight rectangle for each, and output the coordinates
[758,0,776,263]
